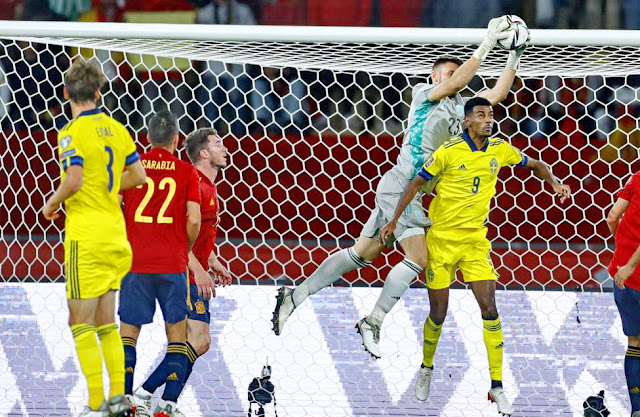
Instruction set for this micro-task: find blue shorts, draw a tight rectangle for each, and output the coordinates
[119,272,189,325]
[188,283,210,324]
[614,284,640,337]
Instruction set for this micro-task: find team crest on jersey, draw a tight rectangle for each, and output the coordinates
[490,158,498,175]
[195,300,206,315]
[427,268,434,282]
[60,135,72,149]
[210,198,215,207]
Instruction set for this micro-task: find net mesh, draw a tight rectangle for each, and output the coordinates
[0,34,636,415]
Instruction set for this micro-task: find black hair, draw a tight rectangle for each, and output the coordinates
[464,97,492,117]
[148,110,179,146]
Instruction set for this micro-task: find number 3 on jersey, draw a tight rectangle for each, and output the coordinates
[134,177,177,223]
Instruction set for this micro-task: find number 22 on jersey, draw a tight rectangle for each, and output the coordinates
[134,177,177,223]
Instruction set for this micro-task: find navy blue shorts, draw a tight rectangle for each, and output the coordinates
[614,284,640,337]
[119,272,189,325]
[188,283,210,324]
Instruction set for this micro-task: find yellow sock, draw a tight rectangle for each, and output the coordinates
[483,317,503,382]
[97,323,125,399]
[72,324,104,410]
[422,316,442,368]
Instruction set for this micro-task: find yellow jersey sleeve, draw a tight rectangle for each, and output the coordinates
[418,145,448,181]
[500,142,528,167]
[121,125,140,167]
[58,125,85,171]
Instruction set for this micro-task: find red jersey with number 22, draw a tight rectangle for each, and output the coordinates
[608,171,640,291]
[189,169,220,284]
[122,148,201,274]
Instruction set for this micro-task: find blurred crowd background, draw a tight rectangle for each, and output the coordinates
[0,0,638,166]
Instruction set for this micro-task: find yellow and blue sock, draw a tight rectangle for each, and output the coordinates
[183,341,199,385]
[482,316,503,388]
[161,343,189,402]
[626,345,640,412]
[72,324,104,410]
[122,336,137,395]
[422,316,442,368]
[97,323,125,399]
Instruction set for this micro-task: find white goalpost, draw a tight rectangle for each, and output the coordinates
[0,20,637,416]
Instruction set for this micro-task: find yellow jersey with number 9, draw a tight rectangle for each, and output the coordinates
[57,108,139,242]
[418,131,527,231]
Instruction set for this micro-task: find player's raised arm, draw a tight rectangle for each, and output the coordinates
[522,158,571,203]
[607,198,630,236]
[477,34,529,105]
[427,17,509,102]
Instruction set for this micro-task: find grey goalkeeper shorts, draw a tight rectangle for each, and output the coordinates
[360,170,432,245]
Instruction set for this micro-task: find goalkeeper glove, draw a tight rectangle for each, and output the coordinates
[507,31,531,70]
[473,16,510,62]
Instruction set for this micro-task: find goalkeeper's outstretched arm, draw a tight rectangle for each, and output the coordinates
[522,158,572,203]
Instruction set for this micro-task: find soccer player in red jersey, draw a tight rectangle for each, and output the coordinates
[118,111,201,417]
[607,170,640,417]
[137,127,231,408]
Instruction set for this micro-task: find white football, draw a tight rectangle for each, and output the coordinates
[497,15,529,50]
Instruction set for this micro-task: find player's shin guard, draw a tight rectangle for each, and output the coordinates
[122,336,137,395]
[369,259,422,327]
[97,323,126,398]
[625,346,640,412]
[161,343,188,403]
[292,247,371,306]
[482,317,504,385]
[422,316,442,368]
[72,324,104,410]
[183,341,200,386]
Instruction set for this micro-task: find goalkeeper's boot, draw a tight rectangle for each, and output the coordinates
[355,317,382,359]
[632,412,640,417]
[154,399,178,417]
[488,387,514,416]
[272,287,296,335]
[414,366,433,401]
[127,388,153,417]
[78,401,109,417]
[107,395,135,417]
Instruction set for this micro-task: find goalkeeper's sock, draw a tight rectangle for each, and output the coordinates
[625,345,640,412]
[369,259,422,327]
[292,248,370,306]
[161,343,188,403]
[122,336,137,395]
[72,324,104,410]
[483,316,504,383]
[183,341,200,386]
[422,316,443,368]
[97,323,126,399]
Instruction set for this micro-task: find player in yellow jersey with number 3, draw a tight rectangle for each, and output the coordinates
[379,97,571,416]
[42,59,146,417]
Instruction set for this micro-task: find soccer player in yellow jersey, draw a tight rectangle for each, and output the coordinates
[379,97,571,416]
[41,59,146,417]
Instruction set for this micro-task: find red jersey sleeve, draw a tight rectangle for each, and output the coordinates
[618,173,639,201]
[187,166,201,204]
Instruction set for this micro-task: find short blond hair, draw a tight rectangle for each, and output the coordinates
[64,59,107,103]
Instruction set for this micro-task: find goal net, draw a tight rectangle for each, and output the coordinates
[0,22,637,416]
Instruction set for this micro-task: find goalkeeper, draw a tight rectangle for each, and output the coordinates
[273,16,525,358]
